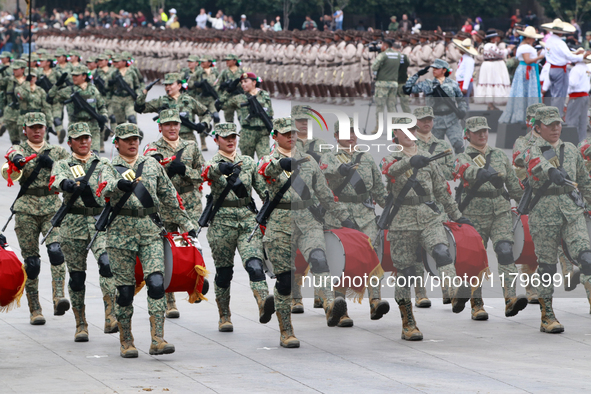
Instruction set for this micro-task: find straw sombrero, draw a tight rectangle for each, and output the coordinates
[541,18,576,34]
[452,38,478,56]
[516,26,543,39]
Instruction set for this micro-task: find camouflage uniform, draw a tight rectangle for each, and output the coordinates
[106,54,140,126]
[50,123,118,340]
[227,86,274,159]
[523,107,591,333]
[100,123,195,357]
[257,117,351,347]
[6,112,69,324]
[122,51,145,91]
[371,48,401,130]
[413,107,455,180]
[455,116,526,320]
[48,65,108,153]
[0,60,27,144]
[135,72,212,142]
[15,69,53,142]
[215,54,244,123]
[202,122,274,332]
[319,118,390,324]
[37,55,67,142]
[53,48,72,138]
[405,59,468,154]
[190,56,220,150]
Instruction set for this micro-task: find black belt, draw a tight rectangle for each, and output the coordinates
[118,206,158,217]
[276,199,315,210]
[20,109,36,115]
[69,206,103,216]
[541,186,575,196]
[220,197,252,208]
[470,189,504,198]
[113,91,132,97]
[177,184,195,194]
[24,187,54,196]
[337,192,370,203]
[401,196,430,205]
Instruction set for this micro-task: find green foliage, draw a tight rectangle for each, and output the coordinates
[542,0,591,23]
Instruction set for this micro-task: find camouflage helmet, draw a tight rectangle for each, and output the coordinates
[431,58,450,70]
[23,112,46,127]
[526,103,546,120]
[68,122,92,139]
[85,56,97,63]
[159,108,181,124]
[333,117,355,134]
[223,54,240,61]
[55,48,69,57]
[71,64,89,75]
[96,53,110,61]
[0,52,13,59]
[200,55,215,63]
[12,59,26,69]
[213,122,239,137]
[122,51,132,59]
[465,116,491,132]
[291,105,311,120]
[272,117,294,134]
[24,68,38,77]
[115,123,142,139]
[534,107,563,125]
[187,55,200,62]
[111,53,126,63]
[104,49,115,57]
[392,117,413,125]
[70,50,81,59]
[413,106,434,120]
[36,48,48,55]
[164,72,181,84]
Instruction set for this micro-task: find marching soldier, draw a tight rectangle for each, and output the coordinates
[0,60,28,144]
[404,59,467,154]
[318,118,390,326]
[190,55,221,151]
[143,108,206,318]
[522,107,591,333]
[454,116,527,320]
[50,122,118,341]
[257,117,354,347]
[225,72,273,159]
[99,123,196,358]
[135,72,212,143]
[107,53,141,126]
[15,68,53,139]
[94,53,115,139]
[381,120,473,340]
[371,39,401,133]
[48,65,108,153]
[215,54,244,123]
[292,105,326,162]
[201,122,274,332]
[6,112,69,324]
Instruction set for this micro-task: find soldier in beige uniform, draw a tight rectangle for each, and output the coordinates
[338,30,358,105]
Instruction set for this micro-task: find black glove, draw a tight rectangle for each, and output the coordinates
[341,218,358,229]
[117,179,135,192]
[454,216,474,227]
[409,155,430,169]
[476,168,493,184]
[61,179,78,193]
[279,157,296,171]
[218,162,234,175]
[195,122,208,133]
[402,85,412,95]
[417,66,431,76]
[338,162,356,176]
[56,72,68,87]
[214,99,224,112]
[11,154,25,170]
[490,175,504,189]
[152,153,164,162]
[0,233,6,246]
[26,74,33,81]
[53,117,62,127]
[109,115,116,124]
[167,160,186,177]
[457,109,467,119]
[212,112,221,123]
[97,258,112,278]
[99,115,108,126]
[37,155,54,169]
[548,167,566,186]
[188,229,197,238]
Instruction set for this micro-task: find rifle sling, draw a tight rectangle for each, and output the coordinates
[53,159,99,226]
[115,163,164,228]
[529,144,565,211]
[104,161,145,228]
[458,151,494,212]
[385,167,421,225]
[13,150,50,209]
[333,153,366,198]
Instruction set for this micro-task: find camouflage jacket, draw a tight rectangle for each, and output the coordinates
[189,67,219,100]
[15,83,52,124]
[320,150,387,230]
[51,153,110,239]
[215,66,244,100]
[415,133,455,180]
[186,67,203,100]
[7,141,68,215]
[381,149,462,230]
[202,152,267,228]
[107,67,141,98]
[513,130,540,180]
[100,155,194,249]
[524,137,591,223]
[454,145,524,216]
[94,66,112,99]
[136,92,211,135]
[48,82,107,124]
[0,76,25,115]
[227,89,273,128]
[578,139,591,173]
[295,137,327,163]
[257,148,349,236]
[143,137,204,212]
[128,64,144,90]
[39,67,63,86]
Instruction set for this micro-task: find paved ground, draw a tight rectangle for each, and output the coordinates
[1,89,591,393]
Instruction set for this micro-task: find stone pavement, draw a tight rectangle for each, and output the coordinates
[1,89,591,393]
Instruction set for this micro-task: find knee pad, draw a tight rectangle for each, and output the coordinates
[537,263,557,277]
[116,285,135,307]
[24,256,41,280]
[53,117,62,127]
[494,241,515,265]
[432,243,453,267]
[398,265,416,279]
[275,271,292,296]
[308,248,329,274]
[69,271,86,292]
[46,242,64,266]
[127,115,137,124]
[244,258,266,282]
[146,272,165,300]
[577,250,591,275]
[215,266,233,288]
[97,252,113,278]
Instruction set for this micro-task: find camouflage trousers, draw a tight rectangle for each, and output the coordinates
[397,84,411,113]
[239,125,271,160]
[110,96,136,125]
[107,238,166,323]
[432,115,464,153]
[51,102,65,138]
[4,112,21,144]
[374,81,399,128]
[15,212,65,294]
[60,231,115,310]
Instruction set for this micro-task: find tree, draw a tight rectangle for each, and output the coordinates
[541,0,591,24]
[283,0,300,30]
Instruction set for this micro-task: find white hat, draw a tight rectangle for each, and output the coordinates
[541,18,576,34]
[241,14,246,18]
[452,38,478,56]
[169,8,177,14]
[516,26,543,39]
